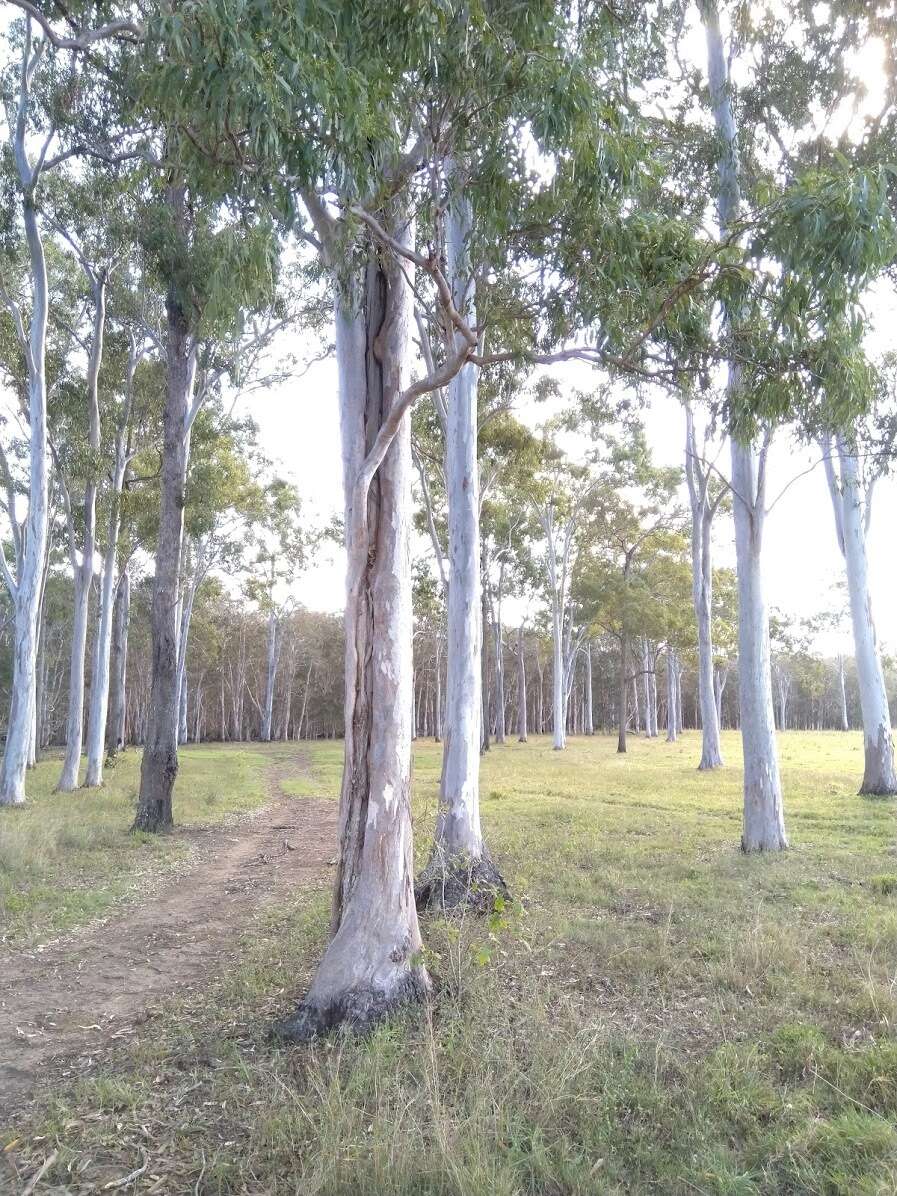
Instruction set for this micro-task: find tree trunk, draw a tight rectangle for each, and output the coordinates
[57,568,92,790]
[617,634,628,754]
[418,173,504,909]
[822,440,896,794]
[276,212,428,1039]
[838,655,849,732]
[702,0,786,851]
[685,404,724,768]
[132,258,195,833]
[584,641,594,735]
[261,609,279,742]
[493,603,506,744]
[731,439,787,851]
[666,648,678,743]
[107,565,130,756]
[516,625,528,743]
[1,164,50,806]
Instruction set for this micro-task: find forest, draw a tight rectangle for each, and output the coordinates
[3,1,897,1193]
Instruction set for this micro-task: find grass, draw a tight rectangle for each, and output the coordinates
[0,743,278,947]
[6,730,897,1195]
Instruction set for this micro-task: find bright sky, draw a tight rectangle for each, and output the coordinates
[239,336,897,661]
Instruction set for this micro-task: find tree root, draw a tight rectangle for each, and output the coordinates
[415,849,509,914]
[272,974,429,1043]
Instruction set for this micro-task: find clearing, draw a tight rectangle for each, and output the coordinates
[3,732,897,1195]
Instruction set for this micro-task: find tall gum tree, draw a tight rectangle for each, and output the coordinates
[821,433,897,795]
[0,21,55,804]
[698,0,786,851]
[53,245,109,792]
[683,402,725,769]
[415,174,506,912]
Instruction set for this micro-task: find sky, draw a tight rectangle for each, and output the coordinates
[237,338,897,661]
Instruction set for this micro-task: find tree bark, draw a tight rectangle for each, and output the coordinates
[617,633,628,754]
[838,655,849,732]
[261,609,280,742]
[1,83,51,805]
[107,564,130,756]
[417,171,504,910]
[685,403,724,768]
[701,0,786,851]
[517,625,528,742]
[276,210,429,1039]
[132,237,195,832]
[822,439,896,794]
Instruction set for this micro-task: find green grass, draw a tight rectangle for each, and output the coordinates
[0,744,275,946]
[7,731,897,1195]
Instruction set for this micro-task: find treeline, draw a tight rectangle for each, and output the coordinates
[9,572,886,755]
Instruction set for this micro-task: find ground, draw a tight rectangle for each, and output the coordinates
[2,731,897,1195]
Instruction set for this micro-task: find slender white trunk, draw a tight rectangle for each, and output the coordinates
[57,270,105,790]
[584,641,594,735]
[84,529,122,785]
[701,0,786,850]
[57,570,92,790]
[438,176,485,839]
[822,440,896,791]
[1,68,51,805]
[666,648,678,743]
[552,601,566,750]
[617,633,629,753]
[685,405,724,768]
[731,438,787,850]
[107,565,130,755]
[261,610,280,742]
[838,656,849,732]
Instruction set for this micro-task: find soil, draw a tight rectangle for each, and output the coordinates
[0,750,338,1118]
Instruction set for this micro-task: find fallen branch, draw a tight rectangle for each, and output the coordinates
[22,1149,58,1196]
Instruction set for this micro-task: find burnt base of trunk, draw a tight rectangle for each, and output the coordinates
[272,973,429,1044]
[415,849,509,914]
[697,754,723,771]
[131,796,174,833]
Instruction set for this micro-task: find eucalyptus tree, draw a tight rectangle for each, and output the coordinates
[684,401,727,768]
[0,17,67,803]
[244,476,307,744]
[148,0,761,1032]
[44,181,126,792]
[533,448,595,752]
[693,0,894,848]
[130,190,280,831]
[820,414,897,793]
[84,313,156,787]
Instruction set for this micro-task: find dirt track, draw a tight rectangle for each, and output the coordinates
[0,750,338,1117]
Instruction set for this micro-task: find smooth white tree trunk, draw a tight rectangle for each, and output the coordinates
[418,170,504,908]
[1,112,50,806]
[107,564,130,755]
[261,610,280,742]
[584,641,594,735]
[731,438,787,850]
[822,439,896,793]
[838,655,849,732]
[57,571,92,790]
[702,0,786,850]
[685,404,724,768]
